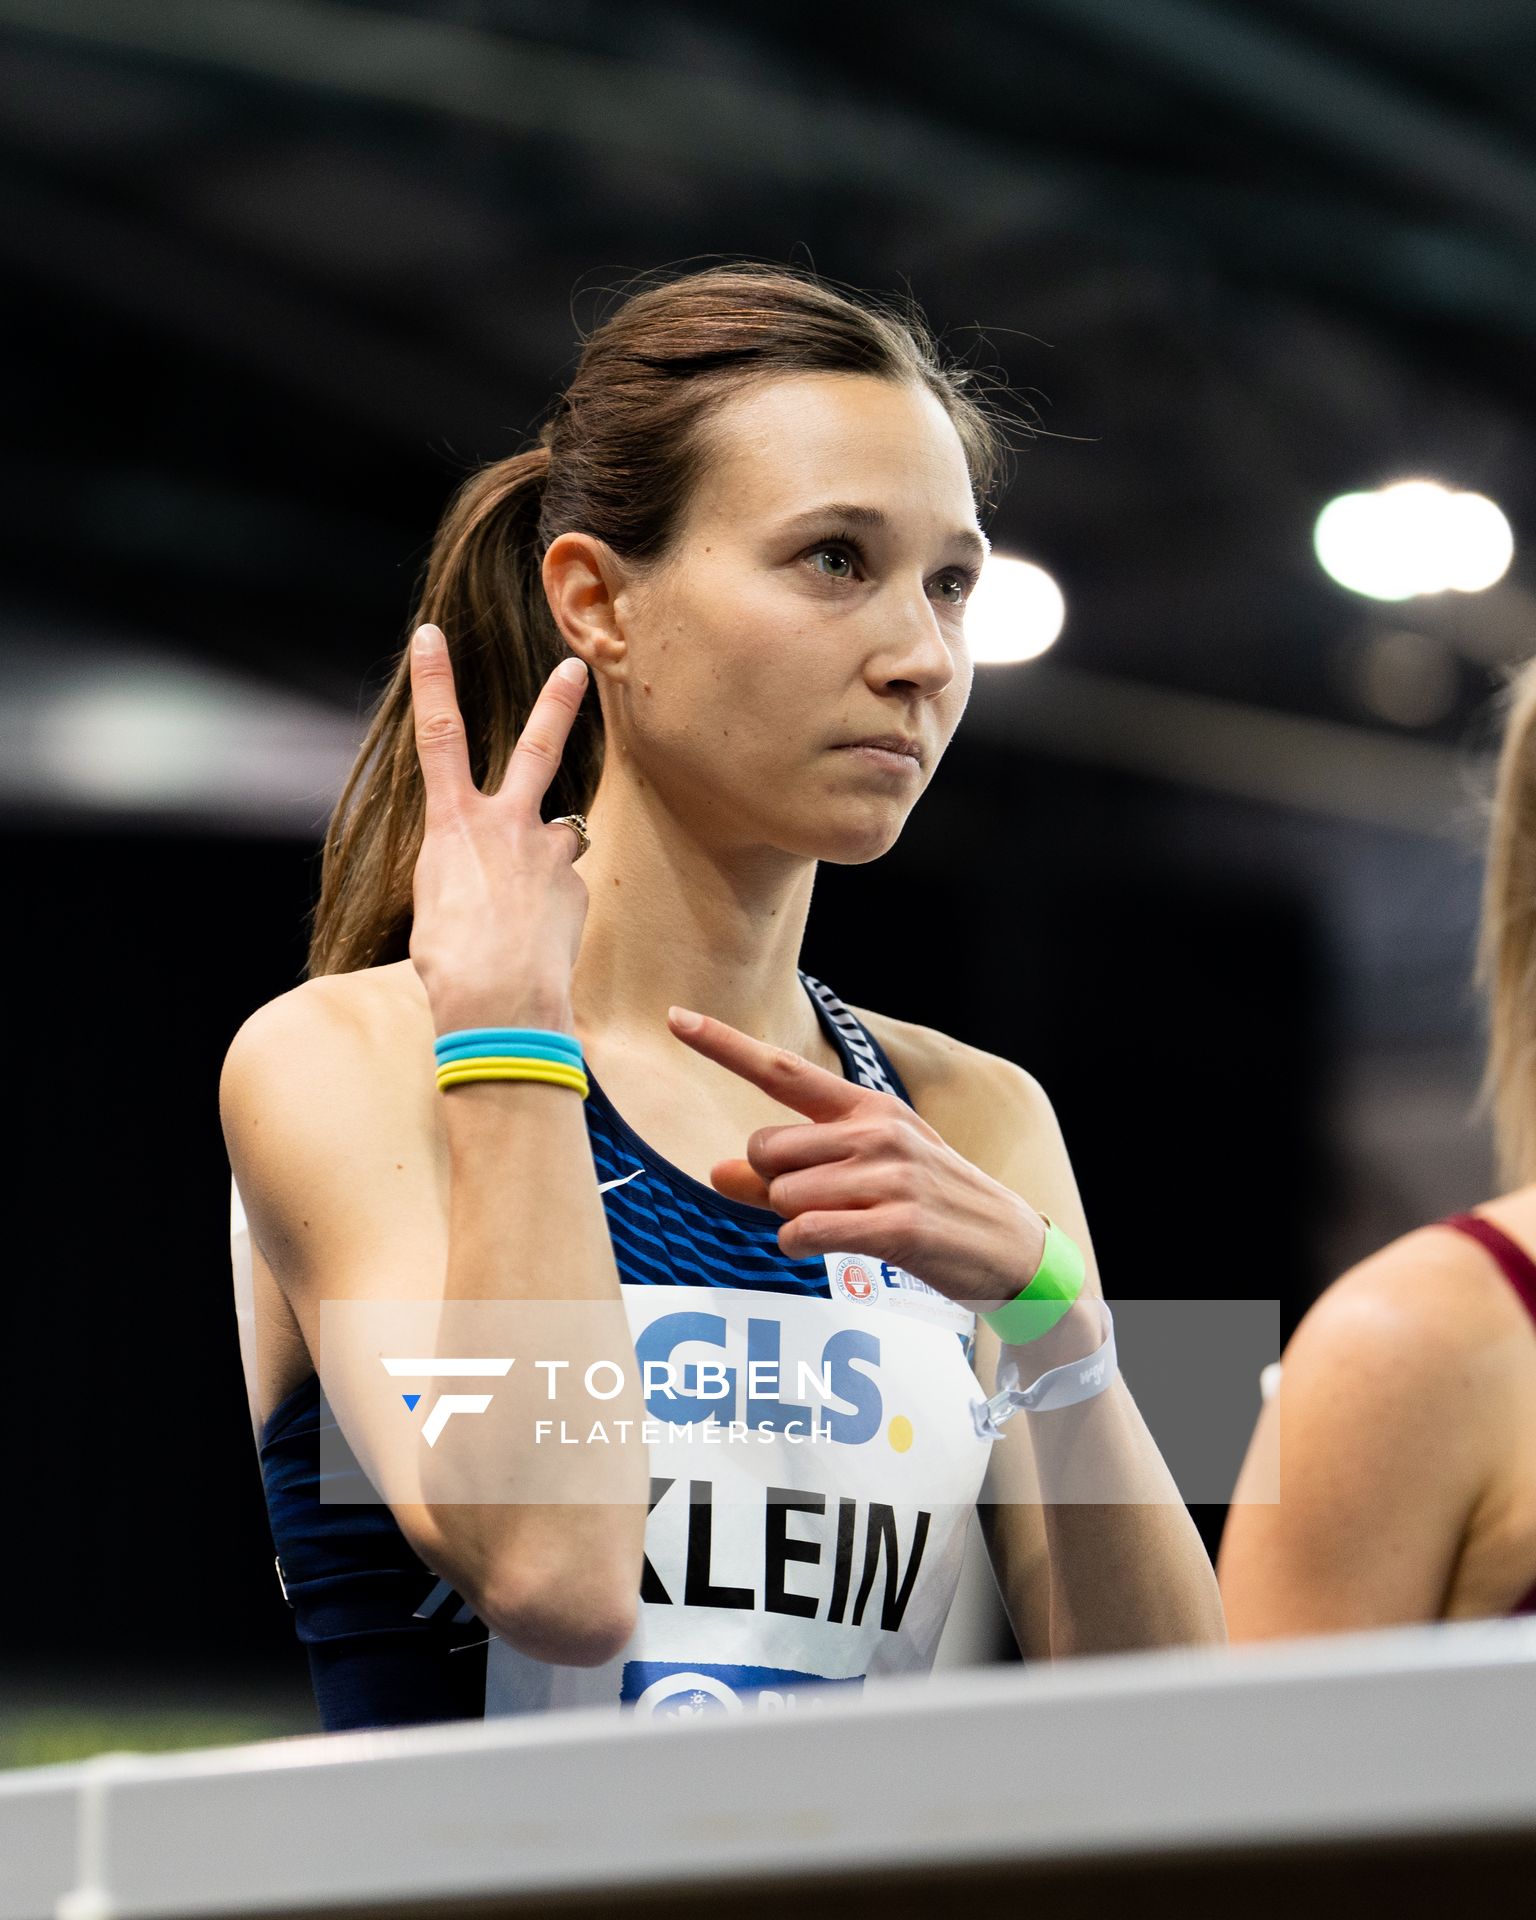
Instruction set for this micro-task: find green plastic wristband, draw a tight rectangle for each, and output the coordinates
[980,1216,1086,1344]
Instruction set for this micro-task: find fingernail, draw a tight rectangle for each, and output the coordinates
[557,658,587,685]
[669,1006,701,1032]
[413,624,442,654]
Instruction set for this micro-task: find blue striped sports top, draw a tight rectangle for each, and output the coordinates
[246,969,991,1731]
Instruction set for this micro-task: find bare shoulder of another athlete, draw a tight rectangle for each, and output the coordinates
[1287,1216,1536,1389]
[1219,1213,1536,1633]
[1235,1216,1536,1525]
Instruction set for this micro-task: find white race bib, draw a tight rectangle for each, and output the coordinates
[485,1271,989,1720]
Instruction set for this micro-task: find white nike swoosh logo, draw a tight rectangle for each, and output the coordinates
[596,1167,645,1194]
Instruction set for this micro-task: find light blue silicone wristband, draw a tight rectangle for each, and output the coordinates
[433,1039,583,1068]
[433,1027,582,1063]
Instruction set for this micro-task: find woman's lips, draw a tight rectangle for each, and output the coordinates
[834,745,921,773]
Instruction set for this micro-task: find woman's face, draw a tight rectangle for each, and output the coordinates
[606,371,986,864]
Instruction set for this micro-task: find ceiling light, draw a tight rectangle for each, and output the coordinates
[1315,480,1513,601]
[965,554,1065,663]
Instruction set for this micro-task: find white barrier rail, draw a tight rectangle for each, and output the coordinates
[6,1616,1536,1920]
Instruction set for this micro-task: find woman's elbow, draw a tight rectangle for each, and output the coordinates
[481,1558,640,1668]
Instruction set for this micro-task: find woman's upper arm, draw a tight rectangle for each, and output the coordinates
[219,983,457,1570]
[1218,1252,1496,1640]
[220,982,441,1296]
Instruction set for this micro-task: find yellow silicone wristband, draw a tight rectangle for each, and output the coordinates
[436,1060,589,1095]
[434,1053,588,1076]
[437,1067,589,1094]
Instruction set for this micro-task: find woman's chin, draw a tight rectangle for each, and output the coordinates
[806,808,910,865]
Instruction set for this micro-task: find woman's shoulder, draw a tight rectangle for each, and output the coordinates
[844,1001,1045,1152]
[223,960,429,1086]
[220,964,438,1224]
[1260,1207,1536,1548]
[1289,1202,1536,1385]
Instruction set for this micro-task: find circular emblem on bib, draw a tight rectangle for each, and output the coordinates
[633,1671,743,1720]
[830,1256,876,1303]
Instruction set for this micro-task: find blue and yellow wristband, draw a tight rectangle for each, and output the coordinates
[432,1025,589,1098]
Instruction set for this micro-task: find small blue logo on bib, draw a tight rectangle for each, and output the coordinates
[621,1660,863,1718]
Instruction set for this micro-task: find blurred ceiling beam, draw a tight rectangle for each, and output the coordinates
[0,167,508,450]
[0,0,1025,205]
[3,0,1532,347]
[1021,0,1536,247]
[8,0,1531,243]
[0,621,1484,841]
[964,659,1488,839]
[0,630,364,836]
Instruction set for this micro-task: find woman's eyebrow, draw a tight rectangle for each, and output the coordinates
[777,502,989,566]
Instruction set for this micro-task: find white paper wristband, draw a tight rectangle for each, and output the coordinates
[971,1297,1117,1438]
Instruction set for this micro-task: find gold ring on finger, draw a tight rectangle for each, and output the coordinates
[550,812,591,860]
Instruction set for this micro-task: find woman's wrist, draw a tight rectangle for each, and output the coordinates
[978,1208,1084,1346]
[433,994,577,1039]
[432,1014,588,1100]
[1002,1294,1103,1373]
[974,1294,1118,1436]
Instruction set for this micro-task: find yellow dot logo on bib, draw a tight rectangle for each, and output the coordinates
[887,1415,914,1453]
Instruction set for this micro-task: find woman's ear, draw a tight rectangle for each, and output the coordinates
[542,532,630,678]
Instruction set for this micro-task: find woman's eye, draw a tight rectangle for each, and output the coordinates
[809,545,855,579]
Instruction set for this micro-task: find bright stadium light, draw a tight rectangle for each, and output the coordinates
[965,553,1065,663]
[1314,480,1513,601]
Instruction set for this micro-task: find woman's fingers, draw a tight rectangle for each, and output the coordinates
[709,1157,773,1208]
[410,628,589,824]
[409,624,475,822]
[665,1006,871,1124]
[500,656,590,815]
[744,1116,864,1177]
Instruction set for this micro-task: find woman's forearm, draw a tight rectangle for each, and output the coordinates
[1008,1301,1228,1657]
[422,1058,650,1661]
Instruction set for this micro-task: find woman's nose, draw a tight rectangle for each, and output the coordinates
[873,588,956,693]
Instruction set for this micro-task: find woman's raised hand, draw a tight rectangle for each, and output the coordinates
[406,622,591,1035]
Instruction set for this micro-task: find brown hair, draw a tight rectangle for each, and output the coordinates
[306,263,1010,978]
[1477,655,1536,1188]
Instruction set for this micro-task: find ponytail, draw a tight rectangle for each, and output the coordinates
[1476,655,1536,1188]
[305,446,603,977]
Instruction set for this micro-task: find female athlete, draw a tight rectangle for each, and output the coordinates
[220,263,1224,1731]
[1221,656,1536,1637]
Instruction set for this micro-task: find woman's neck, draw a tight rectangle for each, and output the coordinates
[567,770,826,1060]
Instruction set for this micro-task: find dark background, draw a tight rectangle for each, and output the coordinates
[4,0,1528,1743]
